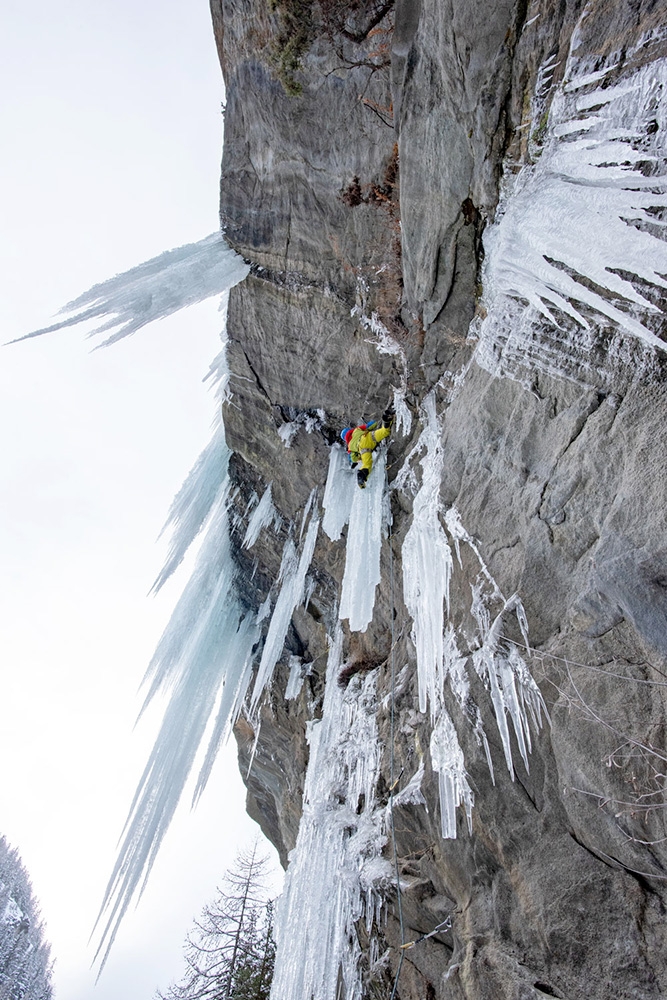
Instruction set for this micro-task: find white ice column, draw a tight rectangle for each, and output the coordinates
[339,450,387,633]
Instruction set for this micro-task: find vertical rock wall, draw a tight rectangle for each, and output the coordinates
[211,1,667,997]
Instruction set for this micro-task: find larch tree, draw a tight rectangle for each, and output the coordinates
[157,843,275,1000]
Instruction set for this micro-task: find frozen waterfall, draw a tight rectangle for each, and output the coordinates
[475,43,667,384]
[25,217,552,973]
[400,397,548,837]
[249,495,320,714]
[270,628,389,1000]
[33,234,259,969]
[339,449,387,633]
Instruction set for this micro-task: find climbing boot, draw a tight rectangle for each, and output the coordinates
[357,468,370,489]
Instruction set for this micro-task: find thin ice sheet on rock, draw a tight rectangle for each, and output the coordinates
[322,444,357,541]
[250,495,320,712]
[285,655,306,700]
[13,233,250,347]
[475,46,667,384]
[430,708,474,838]
[392,387,412,437]
[243,484,279,549]
[339,450,386,633]
[356,308,411,436]
[271,629,389,1000]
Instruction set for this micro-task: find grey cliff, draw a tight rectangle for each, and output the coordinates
[209,0,667,996]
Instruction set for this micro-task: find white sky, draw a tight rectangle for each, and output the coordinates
[0,1,277,997]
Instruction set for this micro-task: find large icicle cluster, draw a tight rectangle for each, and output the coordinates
[475,38,667,383]
[400,396,548,837]
[250,496,320,713]
[13,233,249,347]
[270,628,390,1000]
[94,335,260,968]
[322,445,357,542]
[38,235,266,970]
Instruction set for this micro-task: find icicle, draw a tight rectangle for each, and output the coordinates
[270,629,389,1000]
[322,444,357,542]
[391,759,427,811]
[339,450,387,633]
[401,395,452,718]
[430,708,474,838]
[392,387,412,437]
[475,50,667,384]
[277,422,298,447]
[151,343,237,592]
[250,498,320,713]
[285,655,305,700]
[243,484,279,549]
[471,594,548,779]
[299,489,316,542]
[12,233,249,348]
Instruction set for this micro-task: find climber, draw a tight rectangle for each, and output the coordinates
[341,405,395,489]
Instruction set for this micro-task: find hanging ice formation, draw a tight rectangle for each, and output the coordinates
[322,444,357,542]
[249,495,320,714]
[11,233,249,347]
[243,484,280,550]
[400,395,548,837]
[339,450,387,633]
[270,627,390,1000]
[26,235,272,970]
[474,37,667,385]
[401,395,453,719]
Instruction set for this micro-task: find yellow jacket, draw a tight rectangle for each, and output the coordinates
[348,424,391,472]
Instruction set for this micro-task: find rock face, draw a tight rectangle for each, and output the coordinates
[210,1,667,997]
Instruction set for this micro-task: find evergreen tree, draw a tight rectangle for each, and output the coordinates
[157,844,275,1000]
[0,837,53,1000]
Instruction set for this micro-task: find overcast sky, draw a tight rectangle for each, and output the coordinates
[0,2,275,997]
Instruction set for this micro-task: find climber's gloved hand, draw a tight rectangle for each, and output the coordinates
[381,405,395,429]
[357,468,370,489]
